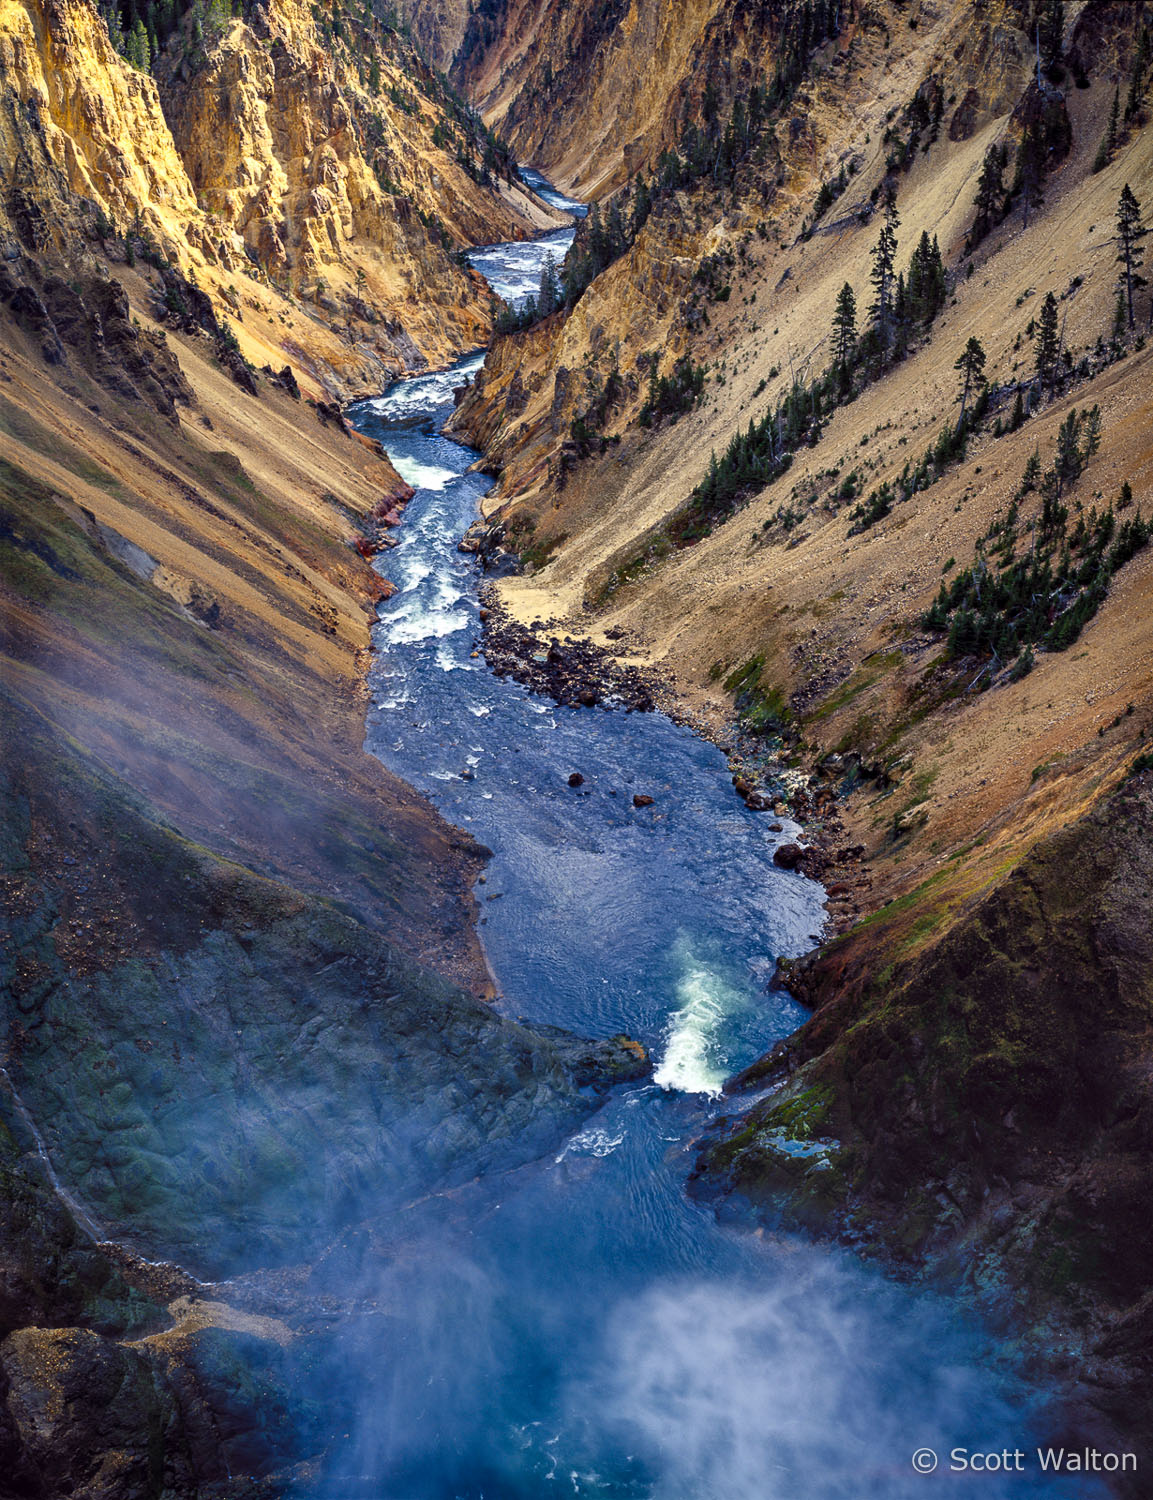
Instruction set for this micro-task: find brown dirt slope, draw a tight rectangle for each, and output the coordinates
[0,255,487,970]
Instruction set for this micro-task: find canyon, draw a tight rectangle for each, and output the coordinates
[0,0,1151,1493]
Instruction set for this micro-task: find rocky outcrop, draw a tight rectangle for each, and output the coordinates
[448,0,752,196]
[396,0,474,75]
[0,0,211,262]
[155,0,546,357]
[0,1302,317,1498]
[1,262,195,415]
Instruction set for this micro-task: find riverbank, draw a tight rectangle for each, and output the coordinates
[475,585,873,941]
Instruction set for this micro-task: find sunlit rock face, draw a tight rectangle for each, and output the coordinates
[0,0,562,376]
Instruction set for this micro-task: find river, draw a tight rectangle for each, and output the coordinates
[326,179,1098,1500]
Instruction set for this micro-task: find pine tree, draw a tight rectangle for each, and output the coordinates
[103,0,125,53]
[831,281,857,377]
[537,252,561,317]
[869,190,900,353]
[955,336,986,425]
[1125,24,1149,122]
[1054,408,1084,495]
[906,235,925,321]
[1113,289,1128,340]
[1039,0,1065,76]
[1035,290,1060,389]
[1017,119,1046,229]
[1093,88,1120,173]
[1020,447,1042,492]
[606,197,626,258]
[1081,403,1102,462]
[893,271,909,357]
[927,234,947,320]
[129,17,149,70]
[585,203,604,267]
[969,143,1006,246]
[631,177,652,238]
[1115,183,1147,331]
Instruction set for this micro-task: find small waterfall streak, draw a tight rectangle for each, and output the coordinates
[0,1061,104,1239]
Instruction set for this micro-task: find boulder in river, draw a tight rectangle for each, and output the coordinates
[773,842,805,870]
[633,794,655,809]
[568,772,585,787]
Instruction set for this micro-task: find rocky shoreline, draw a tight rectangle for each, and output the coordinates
[475,587,876,953]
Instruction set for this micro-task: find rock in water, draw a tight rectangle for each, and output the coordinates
[530,1027,652,1090]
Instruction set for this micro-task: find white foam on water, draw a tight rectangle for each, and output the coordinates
[396,554,433,589]
[653,952,748,1097]
[361,354,485,423]
[555,1126,626,1163]
[389,455,461,492]
[468,704,492,717]
[467,230,577,306]
[384,605,470,645]
[436,642,478,672]
[432,578,464,610]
